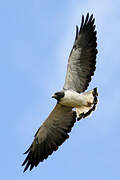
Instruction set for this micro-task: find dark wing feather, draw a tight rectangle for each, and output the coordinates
[63,13,97,93]
[22,104,76,172]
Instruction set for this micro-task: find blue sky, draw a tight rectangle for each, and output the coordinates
[1,0,120,179]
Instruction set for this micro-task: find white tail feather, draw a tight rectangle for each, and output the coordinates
[76,88,98,121]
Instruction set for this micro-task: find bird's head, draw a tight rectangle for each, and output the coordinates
[52,91,65,102]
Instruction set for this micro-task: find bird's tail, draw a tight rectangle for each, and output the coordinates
[76,88,98,121]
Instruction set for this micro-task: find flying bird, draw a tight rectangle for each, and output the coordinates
[22,13,98,172]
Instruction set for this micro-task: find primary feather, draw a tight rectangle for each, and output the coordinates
[22,104,76,172]
[22,13,98,172]
[63,13,97,93]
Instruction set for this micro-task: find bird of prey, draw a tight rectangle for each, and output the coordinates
[22,13,98,172]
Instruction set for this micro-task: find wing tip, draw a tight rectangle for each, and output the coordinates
[75,25,79,41]
[79,13,95,33]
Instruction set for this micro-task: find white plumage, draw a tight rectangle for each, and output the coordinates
[60,88,98,119]
[22,13,98,172]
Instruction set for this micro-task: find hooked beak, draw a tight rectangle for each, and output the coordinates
[52,94,56,98]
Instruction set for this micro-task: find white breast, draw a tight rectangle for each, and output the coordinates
[60,90,85,107]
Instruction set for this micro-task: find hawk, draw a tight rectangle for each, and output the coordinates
[22,13,98,172]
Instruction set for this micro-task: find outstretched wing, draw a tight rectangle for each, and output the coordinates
[63,13,97,93]
[22,104,76,172]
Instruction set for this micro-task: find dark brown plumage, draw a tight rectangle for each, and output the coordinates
[63,13,97,93]
[22,104,76,172]
[22,13,98,172]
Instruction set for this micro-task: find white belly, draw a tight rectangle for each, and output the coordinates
[59,88,98,120]
[60,90,86,107]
